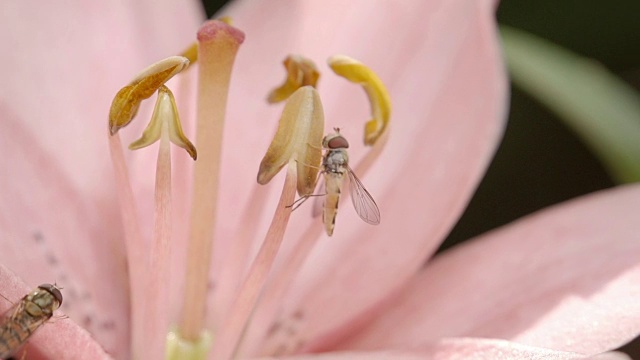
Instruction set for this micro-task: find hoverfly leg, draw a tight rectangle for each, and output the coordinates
[286,195,310,210]
[287,192,327,211]
[293,158,323,171]
[306,142,323,151]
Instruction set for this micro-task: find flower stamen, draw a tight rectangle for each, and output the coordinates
[210,184,269,330]
[107,133,143,358]
[267,56,320,104]
[214,86,325,359]
[257,86,325,195]
[109,56,189,135]
[214,164,297,360]
[243,56,393,354]
[129,85,197,160]
[180,43,199,64]
[142,114,173,360]
[328,55,391,146]
[108,57,195,359]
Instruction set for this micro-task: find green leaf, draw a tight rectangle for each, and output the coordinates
[501,25,640,183]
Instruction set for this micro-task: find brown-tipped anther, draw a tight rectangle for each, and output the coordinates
[109,56,190,135]
[267,55,320,103]
[328,55,392,146]
[128,86,197,160]
[257,86,324,196]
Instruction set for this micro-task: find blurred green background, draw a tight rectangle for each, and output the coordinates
[202,0,640,356]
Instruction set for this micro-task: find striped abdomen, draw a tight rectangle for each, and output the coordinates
[323,172,345,236]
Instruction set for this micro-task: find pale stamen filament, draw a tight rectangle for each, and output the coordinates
[142,88,184,360]
[219,86,325,359]
[107,133,144,357]
[212,164,297,360]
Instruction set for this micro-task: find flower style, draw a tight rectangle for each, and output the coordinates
[0,0,638,360]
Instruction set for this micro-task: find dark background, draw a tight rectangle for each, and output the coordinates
[203,0,640,356]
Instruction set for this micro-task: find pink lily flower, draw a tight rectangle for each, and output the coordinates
[0,0,638,359]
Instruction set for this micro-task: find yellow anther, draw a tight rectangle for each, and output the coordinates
[218,16,233,26]
[267,55,320,104]
[328,55,391,146]
[109,56,189,135]
[258,86,324,196]
[129,85,197,160]
[180,43,198,64]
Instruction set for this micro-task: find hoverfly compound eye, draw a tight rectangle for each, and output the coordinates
[38,284,63,306]
[326,135,349,149]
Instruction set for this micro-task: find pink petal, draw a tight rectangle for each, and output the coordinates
[0,108,130,355]
[0,264,111,359]
[221,0,507,352]
[252,351,429,360]
[408,337,614,360]
[338,185,640,355]
[590,353,633,360]
[253,338,607,360]
[0,2,202,199]
[0,1,203,356]
[24,320,114,360]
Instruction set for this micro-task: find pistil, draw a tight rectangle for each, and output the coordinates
[178,20,244,343]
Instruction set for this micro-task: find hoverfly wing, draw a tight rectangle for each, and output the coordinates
[311,177,325,218]
[346,166,380,225]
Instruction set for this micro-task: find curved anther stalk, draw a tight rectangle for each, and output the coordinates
[267,55,320,103]
[328,55,391,146]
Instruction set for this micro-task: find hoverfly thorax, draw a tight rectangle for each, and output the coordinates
[0,284,63,359]
[322,129,350,176]
[25,284,62,318]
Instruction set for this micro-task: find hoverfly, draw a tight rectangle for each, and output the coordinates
[0,284,63,359]
[314,128,380,236]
